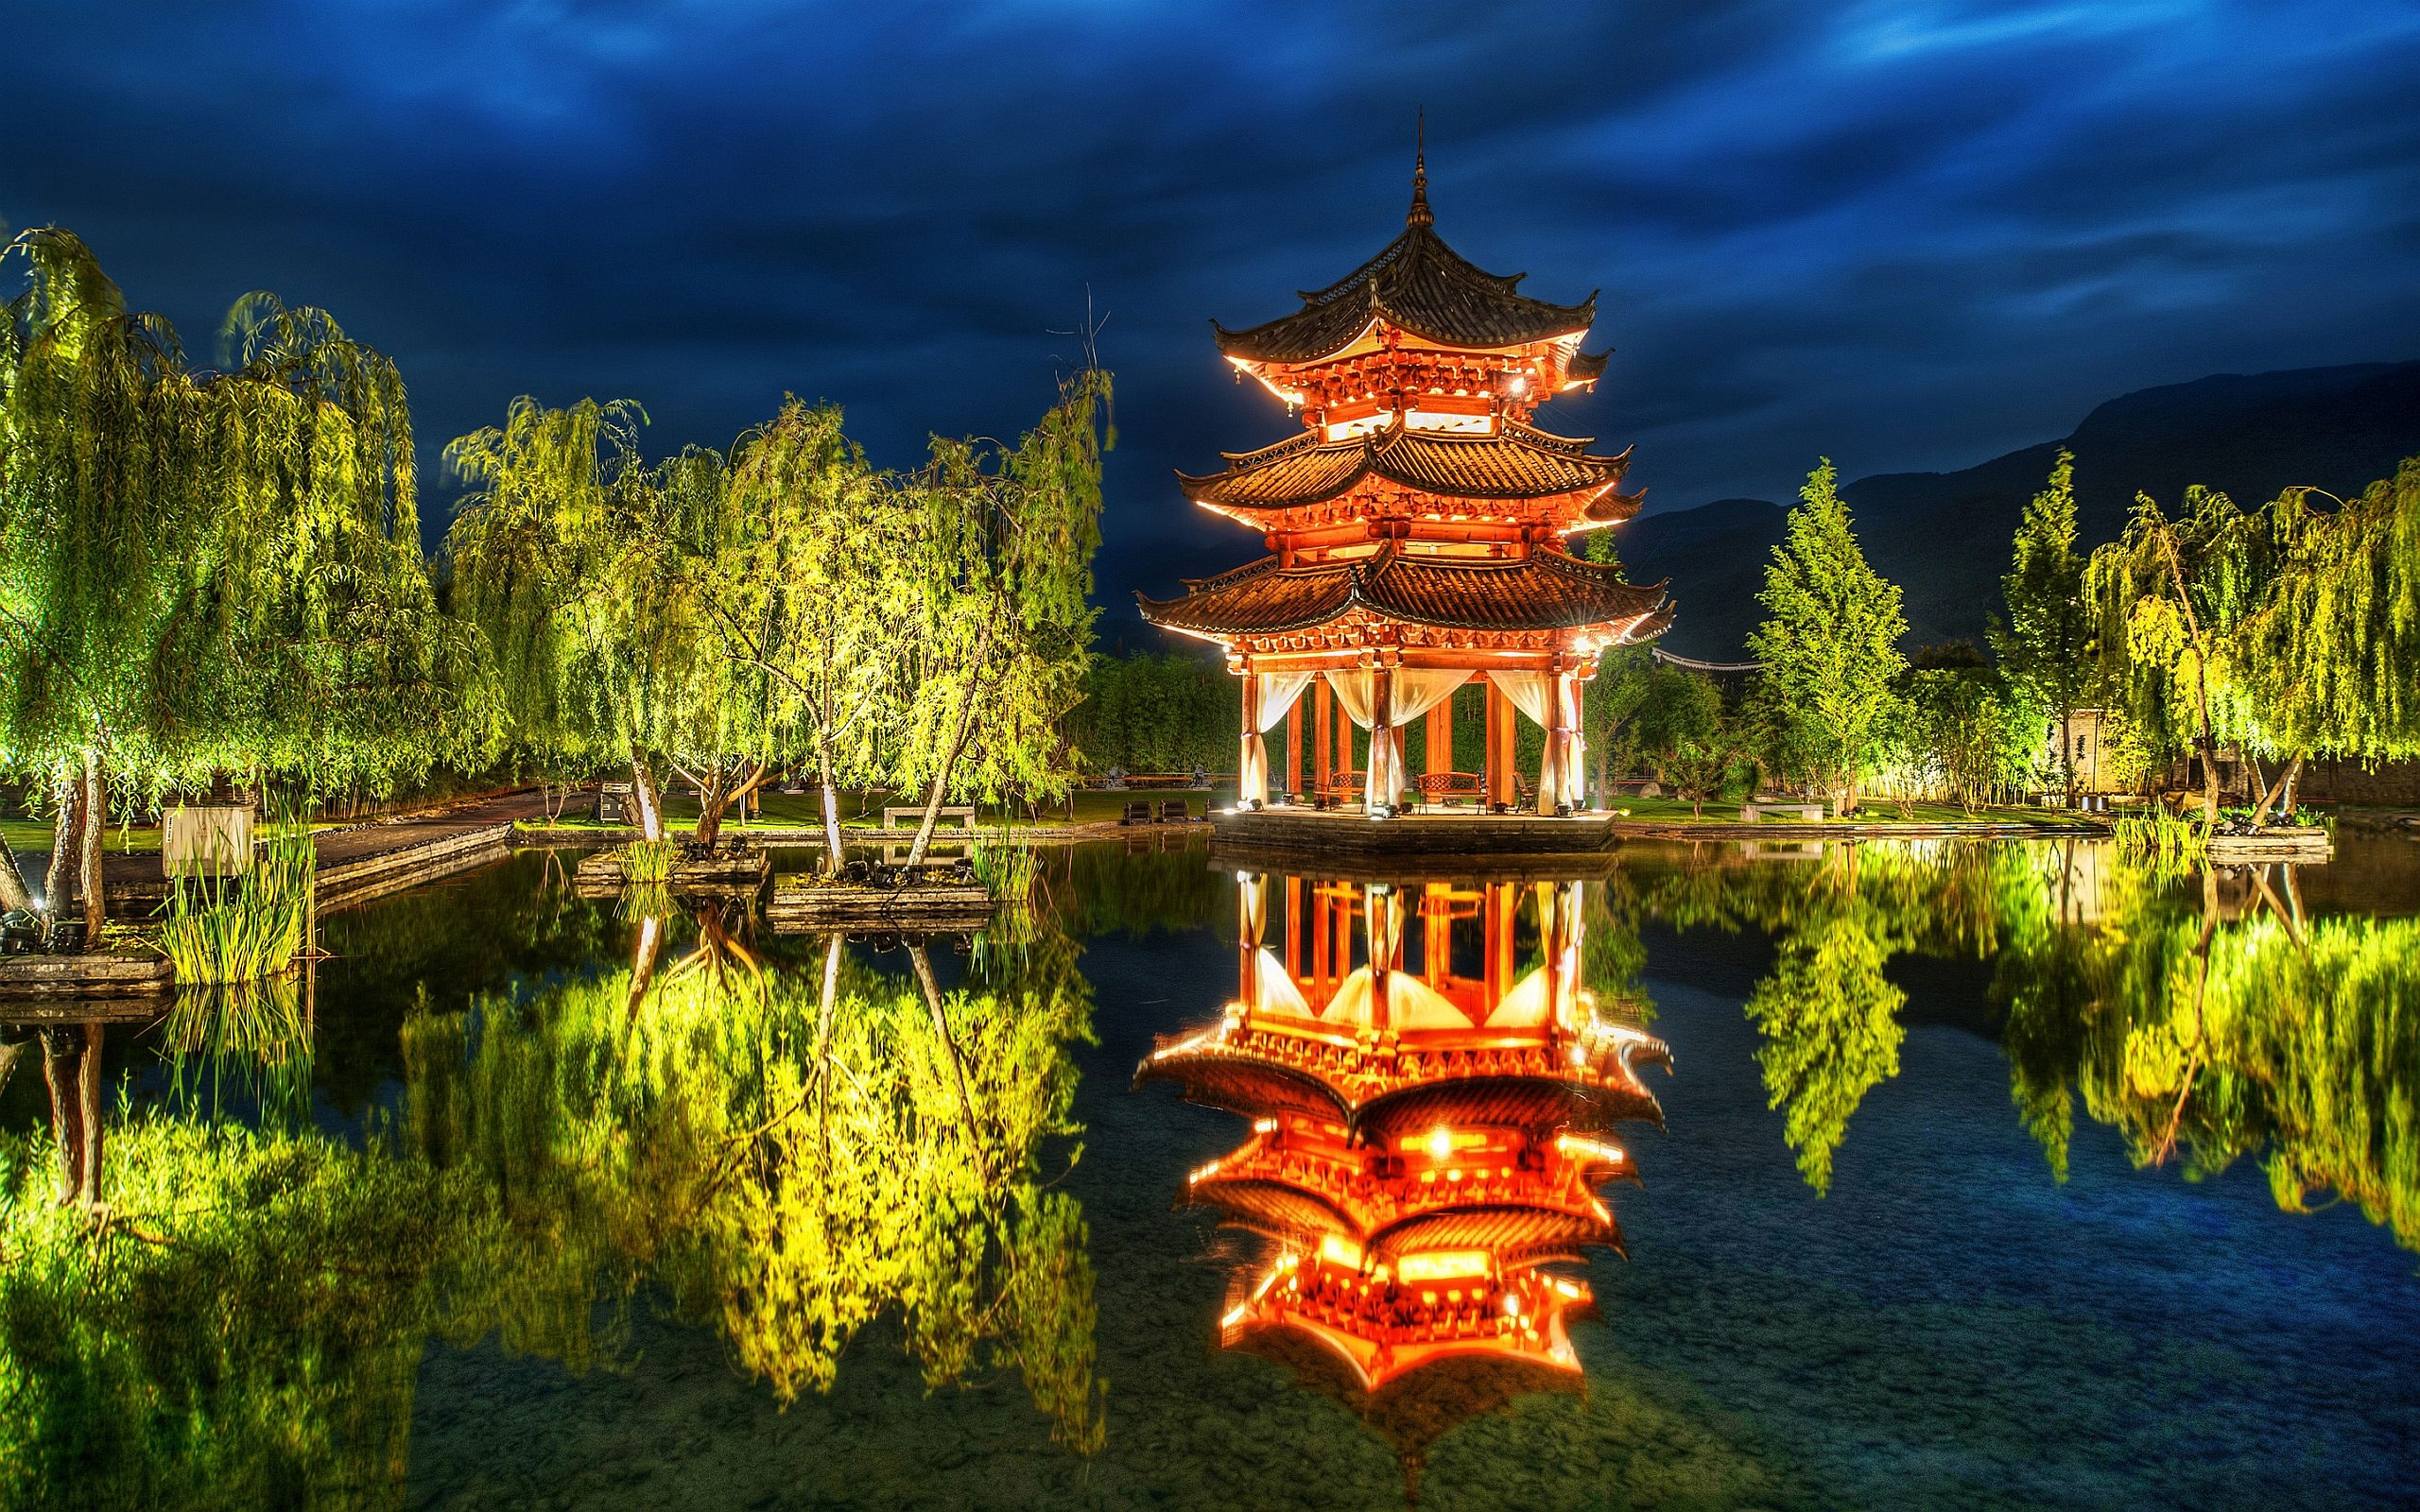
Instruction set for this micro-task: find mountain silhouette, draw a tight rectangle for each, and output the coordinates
[1624,361,2420,658]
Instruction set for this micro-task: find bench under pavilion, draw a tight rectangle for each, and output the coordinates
[1138,149,1674,816]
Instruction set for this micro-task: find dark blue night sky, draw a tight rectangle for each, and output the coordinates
[8,2,2417,625]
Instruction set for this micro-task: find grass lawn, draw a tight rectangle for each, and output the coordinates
[2,820,164,853]
[1599,796,2082,825]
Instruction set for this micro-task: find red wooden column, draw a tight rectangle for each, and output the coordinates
[1336,686,1354,792]
[1310,883,1331,1006]
[1484,681,1512,809]
[1425,691,1454,789]
[1314,677,1334,804]
[1484,881,1514,1007]
[1284,698,1302,803]
[1542,655,1567,816]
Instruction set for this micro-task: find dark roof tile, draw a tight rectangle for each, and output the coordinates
[1137,547,1670,639]
[1214,223,1594,364]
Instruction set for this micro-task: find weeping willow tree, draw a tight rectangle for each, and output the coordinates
[0,228,485,926]
[893,369,1111,866]
[444,396,685,839]
[703,399,918,866]
[2234,458,2420,808]
[2087,456,2420,824]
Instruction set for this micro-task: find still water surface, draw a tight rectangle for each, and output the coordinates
[4,835,2416,1510]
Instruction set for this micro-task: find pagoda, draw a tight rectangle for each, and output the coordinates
[1138,148,1674,816]
[1136,867,1668,1474]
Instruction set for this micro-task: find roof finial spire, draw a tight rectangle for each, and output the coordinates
[1409,109,1433,228]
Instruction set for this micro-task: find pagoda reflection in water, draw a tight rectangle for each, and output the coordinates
[1137,863,1668,1460]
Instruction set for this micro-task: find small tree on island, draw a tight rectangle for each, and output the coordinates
[893,369,1111,868]
[1747,461,1908,815]
[1993,451,2091,802]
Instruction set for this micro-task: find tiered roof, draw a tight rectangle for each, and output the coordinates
[1211,168,1600,369]
[1178,419,1638,519]
[1137,546,1670,641]
[1142,152,1672,656]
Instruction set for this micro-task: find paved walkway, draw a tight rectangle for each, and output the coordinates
[7,788,551,918]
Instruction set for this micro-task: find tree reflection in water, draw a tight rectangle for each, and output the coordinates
[406,894,1105,1448]
[1620,838,2420,1249]
[0,887,1103,1510]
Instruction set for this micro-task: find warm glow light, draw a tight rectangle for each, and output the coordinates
[1319,1235,1366,1269]
[1555,1133,1626,1166]
[1401,1126,1487,1160]
[1396,1250,1491,1283]
[1253,1117,1278,1134]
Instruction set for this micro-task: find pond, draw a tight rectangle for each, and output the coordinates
[4,833,2417,1510]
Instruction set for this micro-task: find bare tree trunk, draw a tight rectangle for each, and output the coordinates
[0,841,33,918]
[2061,707,2075,806]
[45,771,81,923]
[2277,754,2305,822]
[2252,759,2293,830]
[695,763,727,849]
[817,737,846,876]
[630,748,666,842]
[625,912,665,1022]
[79,750,105,937]
[905,613,1000,869]
[693,760,771,850]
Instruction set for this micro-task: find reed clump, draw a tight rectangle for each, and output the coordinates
[972,829,1038,902]
[156,821,313,985]
[619,838,676,884]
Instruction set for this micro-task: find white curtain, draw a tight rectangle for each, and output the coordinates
[1257,672,1315,731]
[1556,673,1587,809]
[1324,669,1374,728]
[1486,670,1586,812]
[1377,669,1467,806]
[1331,670,1469,806]
[1391,669,1468,725]
[1488,671,1557,814]
[1240,672,1316,804]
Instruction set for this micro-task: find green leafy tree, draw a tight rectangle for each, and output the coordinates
[1899,665,2035,812]
[2084,488,2271,820]
[894,369,1111,865]
[2,229,481,927]
[1993,452,2091,800]
[712,400,918,866]
[444,396,681,837]
[1746,460,1908,812]
[1632,665,1732,815]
